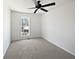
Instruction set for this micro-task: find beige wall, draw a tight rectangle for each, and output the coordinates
[11,11,42,40]
[41,1,75,55]
[3,0,11,56]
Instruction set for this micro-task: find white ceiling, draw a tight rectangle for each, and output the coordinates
[8,0,74,14]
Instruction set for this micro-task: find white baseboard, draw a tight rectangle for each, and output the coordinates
[42,36,75,56]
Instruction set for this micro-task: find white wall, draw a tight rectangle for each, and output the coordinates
[41,1,75,55]
[11,11,42,40]
[3,0,11,56]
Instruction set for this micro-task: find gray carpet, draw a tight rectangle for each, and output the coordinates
[4,38,75,59]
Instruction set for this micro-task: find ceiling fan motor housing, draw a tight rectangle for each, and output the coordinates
[36,4,41,8]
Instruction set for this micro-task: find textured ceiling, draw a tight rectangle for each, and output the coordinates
[8,0,74,14]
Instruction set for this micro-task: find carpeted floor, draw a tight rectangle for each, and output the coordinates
[4,38,75,59]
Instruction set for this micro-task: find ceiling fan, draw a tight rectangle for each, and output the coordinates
[28,0,56,13]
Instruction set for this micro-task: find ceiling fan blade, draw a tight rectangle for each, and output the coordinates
[34,8,38,13]
[28,7,36,9]
[40,8,48,12]
[41,2,55,7]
